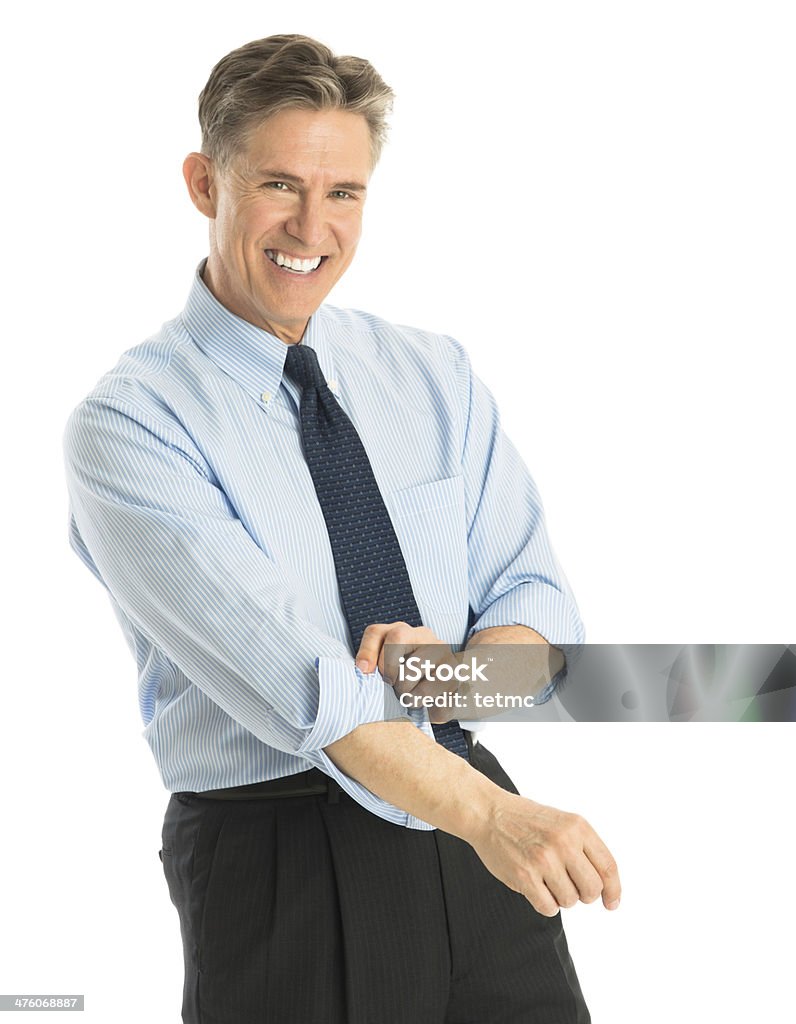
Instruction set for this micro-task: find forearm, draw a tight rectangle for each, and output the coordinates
[465,623,565,697]
[327,629,621,916]
[324,714,621,917]
[467,623,553,648]
[323,719,500,841]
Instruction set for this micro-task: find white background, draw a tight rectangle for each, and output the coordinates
[2,1,794,1020]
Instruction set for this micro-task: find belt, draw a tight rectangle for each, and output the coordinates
[179,768,341,802]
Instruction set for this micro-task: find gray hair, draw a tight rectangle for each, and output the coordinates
[198,34,395,169]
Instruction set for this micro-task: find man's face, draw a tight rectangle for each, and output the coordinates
[199,108,372,343]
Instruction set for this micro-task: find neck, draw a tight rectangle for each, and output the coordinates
[201,257,308,344]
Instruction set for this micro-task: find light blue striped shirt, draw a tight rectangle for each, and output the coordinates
[64,264,584,829]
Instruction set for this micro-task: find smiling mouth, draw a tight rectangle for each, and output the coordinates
[265,249,326,275]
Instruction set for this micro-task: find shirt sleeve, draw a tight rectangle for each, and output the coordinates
[449,338,585,700]
[63,388,402,759]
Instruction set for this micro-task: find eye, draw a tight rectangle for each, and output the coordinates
[263,181,291,192]
[330,190,355,201]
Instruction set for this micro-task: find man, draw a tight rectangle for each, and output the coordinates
[64,34,619,1023]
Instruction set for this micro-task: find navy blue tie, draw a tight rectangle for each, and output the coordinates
[284,341,470,760]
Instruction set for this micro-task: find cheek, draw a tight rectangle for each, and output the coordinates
[340,217,364,258]
[216,199,270,253]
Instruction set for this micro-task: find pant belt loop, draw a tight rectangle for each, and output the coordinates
[327,777,341,804]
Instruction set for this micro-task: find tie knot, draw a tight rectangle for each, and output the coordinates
[283,343,327,391]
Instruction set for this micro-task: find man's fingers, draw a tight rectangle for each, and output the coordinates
[521,836,592,912]
[389,641,459,697]
[521,882,560,918]
[355,623,442,679]
[355,622,402,674]
[526,846,615,913]
[563,858,604,906]
[583,833,621,909]
[539,866,581,911]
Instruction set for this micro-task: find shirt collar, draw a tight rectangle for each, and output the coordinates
[180,260,339,410]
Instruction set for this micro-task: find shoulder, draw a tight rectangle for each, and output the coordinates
[318,304,471,376]
[64,314,203,452]
[76,314,193,400]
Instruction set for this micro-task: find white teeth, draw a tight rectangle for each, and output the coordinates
[265,250,322,274]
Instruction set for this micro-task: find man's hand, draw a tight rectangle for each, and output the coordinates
[341,621,621,916]
[355,620,437,676]
[468,787,621,917]
[355,621,461,722]
[324,719,621,916]
[356,621,565,723]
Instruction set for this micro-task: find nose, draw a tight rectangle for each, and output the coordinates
[285,194,327,249]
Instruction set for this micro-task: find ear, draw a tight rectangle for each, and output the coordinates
[183,152,218,219]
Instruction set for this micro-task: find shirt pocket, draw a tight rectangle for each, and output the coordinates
[386,475,470,643]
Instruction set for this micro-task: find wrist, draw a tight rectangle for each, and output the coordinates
[435,759,508,843]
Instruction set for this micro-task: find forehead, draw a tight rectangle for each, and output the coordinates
[237,108,373,180]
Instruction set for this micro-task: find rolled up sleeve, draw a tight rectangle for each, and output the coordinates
[64,392,401,755]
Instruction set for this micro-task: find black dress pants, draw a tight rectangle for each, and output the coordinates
[160,740,590,1023]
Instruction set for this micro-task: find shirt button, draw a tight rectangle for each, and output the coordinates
[261,391,271,403]
[327,379,338,392]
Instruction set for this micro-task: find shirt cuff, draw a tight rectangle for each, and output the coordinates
[466,583,585,702]
[296,657,394,754]
[297,656,436,831]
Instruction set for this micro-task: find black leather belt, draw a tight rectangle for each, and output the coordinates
[181,768,341,802]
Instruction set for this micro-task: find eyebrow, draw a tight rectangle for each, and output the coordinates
[257,169,368,193]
